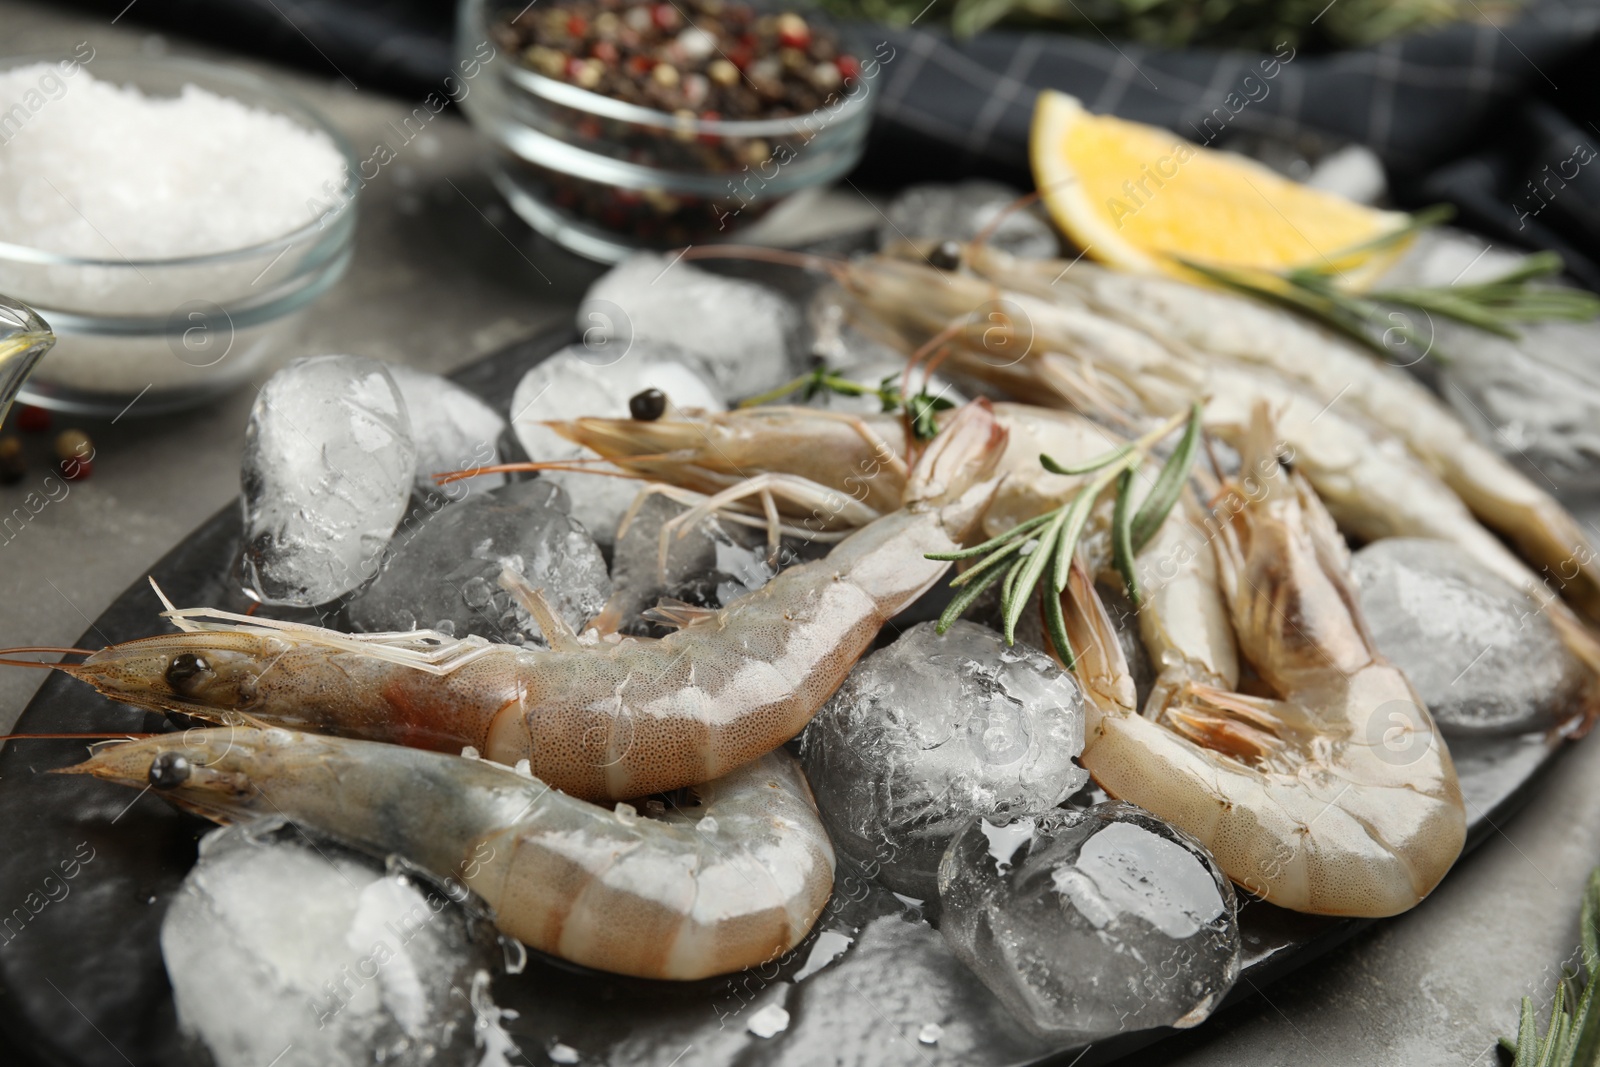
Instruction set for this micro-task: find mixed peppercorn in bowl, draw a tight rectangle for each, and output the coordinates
[459,0,878,259]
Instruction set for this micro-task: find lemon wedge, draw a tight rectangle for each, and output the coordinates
[1030,90,1409,287]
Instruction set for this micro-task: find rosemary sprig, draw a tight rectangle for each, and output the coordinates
[1499,867,1600,1065]
[928,402,1203,668]
[739,366,956,440]
[1174,204,1600,364]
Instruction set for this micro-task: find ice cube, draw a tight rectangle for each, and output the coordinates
[579,252,798,398]
[792,930,854,982]
[242,354,417,606]
[386,363,508,500]
[347,480,610,646]
[510,345,724,547]
[160,821,503,1067]
[747,1003,791,1038]
[880,182,1059,261]
[1378,229,1600,491]
[798,620,1088,901]
[938,803,1240,1042]
[1351,538,1589,735]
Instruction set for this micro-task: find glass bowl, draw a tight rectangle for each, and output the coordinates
[456,0,874,262]
[0,55,358,417]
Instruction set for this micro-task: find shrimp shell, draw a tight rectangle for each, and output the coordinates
[67,728,834,980]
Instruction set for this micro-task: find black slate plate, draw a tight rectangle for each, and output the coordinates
[0,326,1574,1067]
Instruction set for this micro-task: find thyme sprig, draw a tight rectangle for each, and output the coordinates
[927,402,1203,667]
[1499,867,1600,1065]
[1174,204,1600,364]
[739,366,956,440]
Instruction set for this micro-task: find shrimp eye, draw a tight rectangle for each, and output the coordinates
[928,240,963,271]
[629,388,666,421]
[148,752,191,790]
[166,653,212,693]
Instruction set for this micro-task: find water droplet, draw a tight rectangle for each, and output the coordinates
[462,576,493,609]
[918,1023,943,1045]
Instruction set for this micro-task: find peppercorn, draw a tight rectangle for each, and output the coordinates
[56,428,93,480]
[776,12,810,48]
[15,405,49,433]
[629,388,667,421]
[928,241,964,271]
[0,436,23,485]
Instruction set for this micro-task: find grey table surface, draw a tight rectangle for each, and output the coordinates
[0,3,1593,1065]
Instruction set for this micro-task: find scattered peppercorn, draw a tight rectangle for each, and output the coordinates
[629,387,668,421]
[928,240,964,271]
[0,437,23,485]
[55,428,92,481]
[16,405,50,434]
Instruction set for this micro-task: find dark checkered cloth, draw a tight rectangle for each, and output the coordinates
[62,0,1600,282]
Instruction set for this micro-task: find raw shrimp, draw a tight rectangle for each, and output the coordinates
[66,727,834,981]
[1076,404,1466,916]
[551,402,1242,709]
[752,248,1585,606]
[552,401,1139,542]
[797,250,1600,677]
[956,241,1600,622]
[43,401,1008,803]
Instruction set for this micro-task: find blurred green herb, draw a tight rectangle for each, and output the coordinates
[1498,867,1600,1066]
[740,366,955,440]
[926,402,1202,667]
[1175,205,1600,364]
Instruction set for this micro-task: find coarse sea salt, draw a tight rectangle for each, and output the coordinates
[0,63,351,400]
[0,64,345,258]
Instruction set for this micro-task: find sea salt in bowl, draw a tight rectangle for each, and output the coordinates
[0,55,358,416]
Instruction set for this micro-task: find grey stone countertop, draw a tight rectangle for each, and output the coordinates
[0,3,1592,1065]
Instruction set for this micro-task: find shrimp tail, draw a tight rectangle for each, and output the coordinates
[1050,557,1138,716]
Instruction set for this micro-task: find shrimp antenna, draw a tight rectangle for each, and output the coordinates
[0,647,95,669]
[969,189,1043,256]
[434,456,661,487]
[2,731,163,743]
[679,245,846,277]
